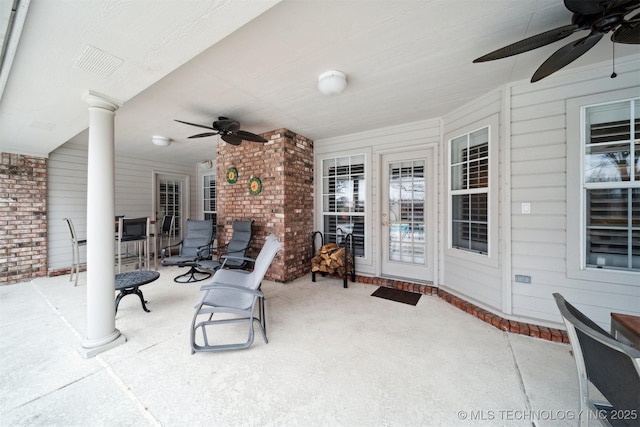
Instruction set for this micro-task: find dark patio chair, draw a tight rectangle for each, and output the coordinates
[190,233,282,353]
[156,214,175,253]
[161,219,215,283]
[553,293,640,427]
[63,217,86,287]
[197,220,253,272]
[116,217,150,273]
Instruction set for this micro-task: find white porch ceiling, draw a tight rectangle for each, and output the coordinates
[1,0,638,166]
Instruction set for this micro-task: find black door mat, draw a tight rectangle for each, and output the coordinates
[371,287,421,306]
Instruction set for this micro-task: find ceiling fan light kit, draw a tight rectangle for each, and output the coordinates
[152,136,171,147]
[473,0,640,82]
[318,70,347,95]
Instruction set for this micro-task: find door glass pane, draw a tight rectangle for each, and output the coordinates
[159,179,182,238]
[387,160,426,265]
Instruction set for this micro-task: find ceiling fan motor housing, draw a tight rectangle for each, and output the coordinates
[592,13,625,32]
[213,117,241,133]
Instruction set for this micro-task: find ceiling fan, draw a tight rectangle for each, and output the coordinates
[473,0,640,82]
[175,117,267,145]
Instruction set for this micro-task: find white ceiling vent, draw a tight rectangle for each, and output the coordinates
[73,45,123,79]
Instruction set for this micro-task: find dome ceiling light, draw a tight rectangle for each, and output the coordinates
[317,70,347,96]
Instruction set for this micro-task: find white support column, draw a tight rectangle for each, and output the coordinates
[80,91,126,358]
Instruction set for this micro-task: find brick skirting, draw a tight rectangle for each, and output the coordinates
[354,275,569,344]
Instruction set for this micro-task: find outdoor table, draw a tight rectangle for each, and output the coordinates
[115,270,160,313]
[611,312,640,349]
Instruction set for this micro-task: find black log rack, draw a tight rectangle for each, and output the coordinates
[311,229,355,288]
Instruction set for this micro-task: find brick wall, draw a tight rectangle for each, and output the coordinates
[0,153,48,285]
[216,129,314,282]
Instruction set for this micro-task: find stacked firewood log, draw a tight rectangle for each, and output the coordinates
[311,243,353,277]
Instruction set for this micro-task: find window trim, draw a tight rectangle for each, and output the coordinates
[315,149,371,267]
[202,172,217,224]
[444,114,499,268]
[566,89,640,285]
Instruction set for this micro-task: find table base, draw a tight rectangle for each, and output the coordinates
[115,287,150,313]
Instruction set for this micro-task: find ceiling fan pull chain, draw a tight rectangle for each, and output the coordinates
[610,40,617,79]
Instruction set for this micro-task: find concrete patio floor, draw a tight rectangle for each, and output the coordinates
[1,267,584,426]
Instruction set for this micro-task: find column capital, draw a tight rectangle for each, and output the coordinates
[83,90,122,111]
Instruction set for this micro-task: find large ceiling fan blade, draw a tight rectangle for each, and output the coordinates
[235,130,267,143]
[473,25,580,62]
[175,119,215,130]
[178,116,265,144]
[221,134,243,145]
[612,12,640,43]
[187,132,219,138]
[564,0,635,15]
[531,32,603,82]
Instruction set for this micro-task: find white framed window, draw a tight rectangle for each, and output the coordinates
[445,113,498,268]
[321,154,366,257]
[567,88,639,285]
[203,174,216,226]
[581,98,639,273]
[449,126,490,255]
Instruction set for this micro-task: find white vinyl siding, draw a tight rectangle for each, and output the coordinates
[48,140,197,272]
[514,60,640,329]
[315,119,441,278]
[442,101,501,314]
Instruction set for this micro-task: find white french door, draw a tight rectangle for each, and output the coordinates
[381,149,435,282]
[154,173,188,240]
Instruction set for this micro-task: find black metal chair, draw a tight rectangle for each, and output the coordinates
[553,293,640,427]
[197,220,253,272]
[157,214,175,253]
[116,217,150,273]
[161,219,215,283]
[63,218,87,286]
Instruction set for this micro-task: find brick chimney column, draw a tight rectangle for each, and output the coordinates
[217,129,313,282]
